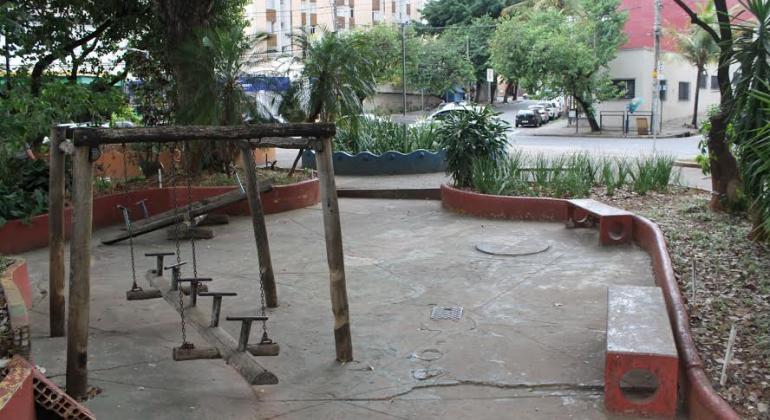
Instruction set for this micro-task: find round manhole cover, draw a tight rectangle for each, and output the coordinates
[475,241,551,257]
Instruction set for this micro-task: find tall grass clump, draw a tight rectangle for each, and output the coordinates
[470,152,679,198]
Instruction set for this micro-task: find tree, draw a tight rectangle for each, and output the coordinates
[673,0,743,210]
[731,0,770,239]
[10,0,148,96]
[406,34,475,98]
[282,30,376,124]
[350,24,402,86]
[154,0,247,123]
[668,3,719,128]
[441,16,498,103]
[491,0,627,131]
[420,0,521,27]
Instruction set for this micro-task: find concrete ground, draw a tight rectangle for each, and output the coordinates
[24,199,659,419]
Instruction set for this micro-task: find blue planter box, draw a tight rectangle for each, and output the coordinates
[302,149,447,176]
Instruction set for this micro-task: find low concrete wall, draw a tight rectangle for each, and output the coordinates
[0,179,320,255]
[302,150,447,176]
[440,184,739,420]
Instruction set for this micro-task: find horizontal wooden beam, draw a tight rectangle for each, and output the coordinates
[69,124,336,147]
[145,271,278,385]
[243,137,323,150]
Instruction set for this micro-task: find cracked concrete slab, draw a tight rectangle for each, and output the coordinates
[21,199,663,419]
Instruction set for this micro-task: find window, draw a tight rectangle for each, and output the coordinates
[699,72,707,89]
[679,82,690,101]
[612,79,636,100]
[711,75,719,90]
[660,80,667,101]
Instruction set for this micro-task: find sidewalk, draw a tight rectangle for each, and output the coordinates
[527,116,698,139]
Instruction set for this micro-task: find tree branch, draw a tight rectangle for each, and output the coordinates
[671,0,722,43]
[30,19,113,96]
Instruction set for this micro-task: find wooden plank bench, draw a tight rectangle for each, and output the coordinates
[566,199,633,245]
[605,286,678,417]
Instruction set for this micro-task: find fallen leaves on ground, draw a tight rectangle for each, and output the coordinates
[596,187,770,419]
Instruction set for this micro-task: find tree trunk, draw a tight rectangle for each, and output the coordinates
[155,0,216,123]
[512,80,518,101]
[692,65,702,128]
[575,94,600,132]
[706,110,742,211]
[474,81,482,103]
[489,82,497,105]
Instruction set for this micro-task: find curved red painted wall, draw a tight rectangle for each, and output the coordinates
[440,184,739,419]
[0,179,320,255]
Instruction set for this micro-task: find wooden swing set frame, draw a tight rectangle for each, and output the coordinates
[47,123,352,400]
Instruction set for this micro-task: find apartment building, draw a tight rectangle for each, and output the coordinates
[245,0,425,54]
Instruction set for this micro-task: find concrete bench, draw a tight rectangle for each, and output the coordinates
[605,286,678,417]
[566,199,633,245]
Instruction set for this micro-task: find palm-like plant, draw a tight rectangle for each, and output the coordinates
[173,25,266,173]
[732,0,770,239]
[668,2,719,128]
[280,30,376,123]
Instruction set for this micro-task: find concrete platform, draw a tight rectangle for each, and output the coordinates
[22,199,658,419]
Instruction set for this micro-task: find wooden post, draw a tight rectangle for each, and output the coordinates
[239,146,278,308]
[48,127,66,337]
[66,146,94,399]
[315,136,353,362]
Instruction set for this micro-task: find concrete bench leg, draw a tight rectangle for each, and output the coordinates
[605,352,679,417]
[598,216,633,245]
[566,205,594,228]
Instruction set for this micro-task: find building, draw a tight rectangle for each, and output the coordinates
[598,0,739,128]
[245,0,425,55]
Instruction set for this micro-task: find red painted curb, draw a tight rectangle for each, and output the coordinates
[4,260,32,310]
[440,184,739,420]
[0,179,320,255]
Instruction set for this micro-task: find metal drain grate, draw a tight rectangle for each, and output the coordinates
[430,306,464,320]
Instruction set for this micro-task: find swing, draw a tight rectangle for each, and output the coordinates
[120,144,162,301]
[169,142,221,361]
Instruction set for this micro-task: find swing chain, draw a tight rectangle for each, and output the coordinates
[170,143,188,346]
[122,144,139,291]
[185,142,198,278]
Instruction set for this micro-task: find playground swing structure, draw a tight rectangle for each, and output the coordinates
[47,124,352,401]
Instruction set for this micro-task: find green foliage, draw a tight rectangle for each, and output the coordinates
[0,81,125,156]
[281,30,376,123]
[470,153,678,198]
[350,25,402,85]
[0,159,49,226]
[334,117,439,155]
[406,34,475,96]
[436,106,510,188]
[730,0,770,238]
[420,0,521,27]
[438,16,498,87]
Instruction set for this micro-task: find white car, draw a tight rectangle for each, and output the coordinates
[538,102,557,120]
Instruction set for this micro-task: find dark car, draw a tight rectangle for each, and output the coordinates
[515,109,543,128]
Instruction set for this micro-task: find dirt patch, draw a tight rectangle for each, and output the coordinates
[595,187,770,419]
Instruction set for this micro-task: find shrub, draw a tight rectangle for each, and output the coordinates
[333,116,439,155]
[437,106,510,188]
[0,159,50,226]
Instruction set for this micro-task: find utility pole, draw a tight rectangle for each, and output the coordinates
[401,21,407,116]
[652,0,662,140]
[331,0,338,32]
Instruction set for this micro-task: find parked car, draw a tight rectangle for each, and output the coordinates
[515,109,544,128]
[413,102,484,127]
[528,105,550,123]
[538,102,560,120]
